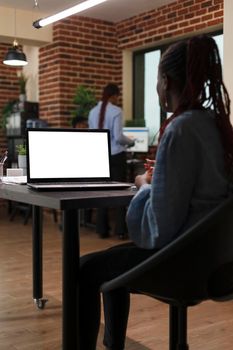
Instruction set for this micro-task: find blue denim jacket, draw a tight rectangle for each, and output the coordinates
[127,109,230,249]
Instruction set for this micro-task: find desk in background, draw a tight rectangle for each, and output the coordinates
[0,184,135,350]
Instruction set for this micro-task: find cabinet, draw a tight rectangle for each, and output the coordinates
[6,101,39,166]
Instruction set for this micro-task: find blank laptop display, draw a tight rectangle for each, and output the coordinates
[26,128,132,190]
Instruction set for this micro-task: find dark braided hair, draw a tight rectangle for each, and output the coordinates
[159,34,233,174]
[98,83,120,128]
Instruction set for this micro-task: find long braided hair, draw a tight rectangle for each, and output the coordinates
[159,34,233,174]
[98,83,120,128]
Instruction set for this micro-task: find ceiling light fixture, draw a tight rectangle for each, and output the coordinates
[3,9,28,67]
[3,39,28,67]
[33,0,107,29]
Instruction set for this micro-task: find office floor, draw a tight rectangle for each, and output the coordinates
[0,207,233,350]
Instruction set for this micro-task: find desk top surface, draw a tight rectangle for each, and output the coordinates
[0,183,136,210]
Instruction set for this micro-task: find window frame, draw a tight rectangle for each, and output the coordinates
[132,29,223,129]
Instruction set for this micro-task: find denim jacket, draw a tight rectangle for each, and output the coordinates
[127,109,230,249]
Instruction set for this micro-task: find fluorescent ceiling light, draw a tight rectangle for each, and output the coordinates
[33,0,107,28]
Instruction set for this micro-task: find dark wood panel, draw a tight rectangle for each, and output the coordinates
[0,184,135,210]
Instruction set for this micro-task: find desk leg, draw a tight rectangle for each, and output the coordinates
[62,209,80,350]
[32,205,47,309]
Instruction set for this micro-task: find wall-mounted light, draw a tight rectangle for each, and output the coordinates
[33,0,107,29]
[3,9,28,67]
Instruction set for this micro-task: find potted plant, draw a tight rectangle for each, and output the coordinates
[0,99,18,130]
[16,144,27,175]
[71,85,97,126]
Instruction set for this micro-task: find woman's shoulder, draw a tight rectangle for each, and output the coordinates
[89,101,101,115]
[169,109,214,130]
[161,109,216,148]
[107,102,122,115]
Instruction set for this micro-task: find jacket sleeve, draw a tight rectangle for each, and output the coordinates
[112,112,135,146]
[126,121,198,249]
[126,184,158,248]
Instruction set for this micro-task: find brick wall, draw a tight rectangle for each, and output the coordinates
[116,0,223,49]
[0,43,20,150]
[0,44,21,207]
[39,17,121,127]
[38,0,223,126]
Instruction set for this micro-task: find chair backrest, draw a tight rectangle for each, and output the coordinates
[101,196,233,305]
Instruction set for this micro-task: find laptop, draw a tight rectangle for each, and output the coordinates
[26,128,132,190]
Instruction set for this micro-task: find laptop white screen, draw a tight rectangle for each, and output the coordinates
[27,129,111,180]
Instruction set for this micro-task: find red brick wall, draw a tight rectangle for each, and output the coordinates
[38,0,223,126]
[39,16,121,127]
[0,44,21,207]
[116,0,223,49]
[0,44,20,150]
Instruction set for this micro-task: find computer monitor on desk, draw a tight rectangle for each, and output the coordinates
[123,127,149,153]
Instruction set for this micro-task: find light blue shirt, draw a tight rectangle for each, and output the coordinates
[88,101,134,155]
[127,109,230,249]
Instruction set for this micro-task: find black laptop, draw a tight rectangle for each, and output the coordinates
[26,128,132,190]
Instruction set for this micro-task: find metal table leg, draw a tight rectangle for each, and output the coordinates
[62,209,80,349]
[32,205,47,309]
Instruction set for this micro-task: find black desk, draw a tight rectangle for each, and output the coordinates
[0,184,135,349]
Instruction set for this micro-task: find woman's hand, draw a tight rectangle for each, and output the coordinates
[144,158,155,172]
[144,159,155,182]
[135,173,148,188]
[134,159,155,188]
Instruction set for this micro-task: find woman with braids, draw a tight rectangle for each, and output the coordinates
[80,35,233,350]
[88,83,134,239]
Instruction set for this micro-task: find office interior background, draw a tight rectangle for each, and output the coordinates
[0,0,232,149]
[0,0,233,349]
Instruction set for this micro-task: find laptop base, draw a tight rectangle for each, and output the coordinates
[27,181,133,191]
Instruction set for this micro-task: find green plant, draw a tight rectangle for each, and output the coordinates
[16,144,27,155]
[18,72,28,94]
[71,85,97,124]
[0,99,17,129]
[125,118,145,127]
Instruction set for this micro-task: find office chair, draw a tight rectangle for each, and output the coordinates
[101,196,233,350]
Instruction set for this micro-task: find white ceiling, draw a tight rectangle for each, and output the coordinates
[0,0,174,22]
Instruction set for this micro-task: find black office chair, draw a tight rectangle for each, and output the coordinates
[101,196,233,350]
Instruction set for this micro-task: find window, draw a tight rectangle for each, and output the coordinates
[133,32,223,145]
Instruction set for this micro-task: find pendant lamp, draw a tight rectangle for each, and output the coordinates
[3,39,28,67]
[3,8,28,67]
